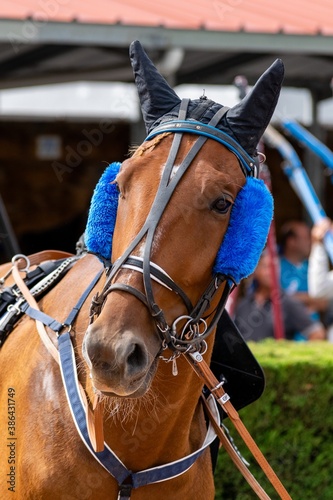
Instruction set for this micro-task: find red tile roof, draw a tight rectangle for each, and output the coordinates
[2,0,333,36]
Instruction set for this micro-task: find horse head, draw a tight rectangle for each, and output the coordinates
[83,41,284,398]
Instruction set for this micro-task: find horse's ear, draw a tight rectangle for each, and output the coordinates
[224,59,284,156]
[130,40,181,133]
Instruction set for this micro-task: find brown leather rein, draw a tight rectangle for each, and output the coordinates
[185,351,291,499]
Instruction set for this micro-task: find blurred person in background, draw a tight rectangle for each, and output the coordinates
[308,218,333,342]
[234,251,326,342]
[278,220,328,321]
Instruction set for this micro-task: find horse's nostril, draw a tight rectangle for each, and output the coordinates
[127,343,146,369]
[86,332,149,384]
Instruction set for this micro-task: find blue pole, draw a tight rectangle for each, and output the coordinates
[263,125,333,264]
[282,120,333,177]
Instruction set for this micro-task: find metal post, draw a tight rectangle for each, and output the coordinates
[0,194,20,261]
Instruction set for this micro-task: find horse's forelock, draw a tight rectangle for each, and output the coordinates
[129,132,172,158]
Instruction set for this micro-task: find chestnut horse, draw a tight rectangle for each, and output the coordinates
[0,42,284,499]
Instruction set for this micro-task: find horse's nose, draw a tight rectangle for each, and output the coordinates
[84,329,149,386]
[115,337,149,377]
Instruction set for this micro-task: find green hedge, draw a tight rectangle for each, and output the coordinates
[214,341,333,499]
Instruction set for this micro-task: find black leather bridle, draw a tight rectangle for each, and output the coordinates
[89,99,257,354]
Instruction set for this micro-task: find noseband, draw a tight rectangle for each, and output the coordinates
[89,99,257,354]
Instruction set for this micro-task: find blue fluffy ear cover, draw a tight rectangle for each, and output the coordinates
[85,162,121,259]
[213,177,273,284]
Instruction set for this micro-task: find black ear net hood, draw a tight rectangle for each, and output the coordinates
[129,40,284,157]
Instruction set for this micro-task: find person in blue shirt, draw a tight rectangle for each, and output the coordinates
[279,220,328,321]
[234,252,326,342]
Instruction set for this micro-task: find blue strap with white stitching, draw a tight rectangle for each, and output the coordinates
[59,330,219,489]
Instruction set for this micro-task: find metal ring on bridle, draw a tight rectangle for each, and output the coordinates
[171,315,208,341]
[11,254,30,273]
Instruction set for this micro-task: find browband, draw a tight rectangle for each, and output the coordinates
[145,120,257,178]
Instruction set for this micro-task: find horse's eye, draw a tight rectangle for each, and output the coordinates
[212,197,232,214]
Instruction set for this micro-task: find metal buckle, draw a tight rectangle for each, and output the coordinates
[218,393,230,405]
[117,483,133,500]
[7,299,24,316]
[211,380,226,393]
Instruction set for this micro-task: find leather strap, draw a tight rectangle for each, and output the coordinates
[12,264,60,362]
[87,392,105,452]
[201,395,271,500]
[186,352,292,500]
[11,257,105,453]
[18,250,74,268]
[145,119,256,178]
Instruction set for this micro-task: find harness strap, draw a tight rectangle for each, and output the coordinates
[58,331,131,482]
[186,352,292,500]
[59,328,220,491]
[11,261,105,452]
[117,484,133,500]
[103,283,149,308]
[21,249,74,267]
[123,256,194,312]
[146,119,256,178]
[21,303,63,333]
[12,265,60,362]
[62,270,103,327]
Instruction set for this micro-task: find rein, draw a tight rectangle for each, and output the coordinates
[185,350,291,500]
